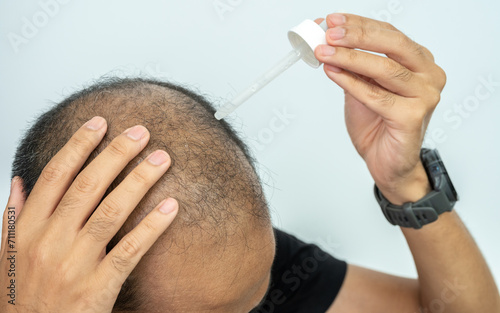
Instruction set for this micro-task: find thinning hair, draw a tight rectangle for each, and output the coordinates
[12,77,271,311]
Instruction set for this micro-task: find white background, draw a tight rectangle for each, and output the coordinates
[1,0,499,286]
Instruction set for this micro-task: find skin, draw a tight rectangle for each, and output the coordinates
[0,121,179,312]
[1,12,499,313]
[136,217,275,312]
[0,116,276,313]
[312,13,500,313]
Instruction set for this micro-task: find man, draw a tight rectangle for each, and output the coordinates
[1,13,499,313]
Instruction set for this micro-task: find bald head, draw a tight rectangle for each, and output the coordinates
[12,78,276,312]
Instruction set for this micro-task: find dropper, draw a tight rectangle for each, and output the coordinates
[215,20,328,120]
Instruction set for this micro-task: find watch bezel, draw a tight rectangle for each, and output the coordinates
[421,148,458,202]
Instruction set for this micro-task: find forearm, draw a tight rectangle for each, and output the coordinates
[380,165,500,313]
[402,211,499,312]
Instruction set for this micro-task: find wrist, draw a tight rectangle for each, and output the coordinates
[377,162,432,206]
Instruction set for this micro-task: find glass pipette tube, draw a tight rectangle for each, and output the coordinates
[214,46,305,120]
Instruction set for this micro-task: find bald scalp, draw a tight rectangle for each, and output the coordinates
[12,78,272,311]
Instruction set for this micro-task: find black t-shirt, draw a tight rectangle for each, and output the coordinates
[251,229,347,313]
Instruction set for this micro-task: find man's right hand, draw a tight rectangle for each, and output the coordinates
[0,116,178,313]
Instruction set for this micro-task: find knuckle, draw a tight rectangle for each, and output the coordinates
[69,135,95,154]
[376,91,396,108]
[73,173,99,194]
[382,21,397,31]
[98,198,123,220]
[407,104,429,125]
[119,234,142,258]
[365,83,392,106]
[59,260,77,283]
[396,31,408,44]
[422,46,435,61]
[365,83,382,101]
[128,169,150,187]
[110,254,132,273]
[85,199,123,241]
[354,24,369,43]
[435,66,447,89]
[393,67,413,83]
[398,33,418,52]
[141,216,159,234]
[427,90,442,107]
[412,43,428,59]
[107,140,129,158]
[86,217,113,242]
[413,45,426,57]
[56,194,80,218]
[382,59,413,82]
[40,161,67,185]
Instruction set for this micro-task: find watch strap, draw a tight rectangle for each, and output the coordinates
[374,185,453,229]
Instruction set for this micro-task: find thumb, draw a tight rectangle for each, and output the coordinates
[1,177,26,256]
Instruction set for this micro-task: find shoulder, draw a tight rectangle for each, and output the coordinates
[260,229,347,313]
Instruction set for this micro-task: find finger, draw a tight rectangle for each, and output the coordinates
[1,177,26,256]
[24,117,107,221]
[322,64,407,120]
[315,45,426,97]
[324,13,434,72]
[7,177,26,221]
[78,150,171,257]
[52,125,151,229]
[325,13,396,30]
[97,198,178,287]
[314,18,325,25]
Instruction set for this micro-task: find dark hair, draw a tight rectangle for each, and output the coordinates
[11,77,270,311]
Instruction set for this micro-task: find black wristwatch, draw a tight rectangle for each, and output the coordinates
[374,149,459,229]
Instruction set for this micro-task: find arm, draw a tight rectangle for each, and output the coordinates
[393,169,499,313]
[329,210,499,313]
[312,13,500,313]
[403,209,498,312]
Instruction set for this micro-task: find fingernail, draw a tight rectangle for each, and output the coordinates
[329,27,346,40]
[125,125,147,141]
[85,116,106,130]
[319,45,336,56]
[147,150,169,166]
[329,13,346,25]
[325,64,343,73]
[159,198,177,215]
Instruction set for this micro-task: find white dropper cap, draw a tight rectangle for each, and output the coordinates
[214,19,328,120]
[288,19,329,68]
